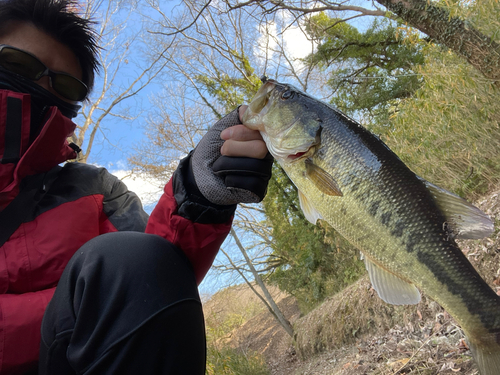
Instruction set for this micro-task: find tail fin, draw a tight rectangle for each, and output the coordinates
[468,337,500,375]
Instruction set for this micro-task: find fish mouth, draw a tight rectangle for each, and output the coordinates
[288,152,307,160]
[241,80,277,129]
[287,146,315,162]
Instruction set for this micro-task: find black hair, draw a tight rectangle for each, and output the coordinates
[0,0,100,95]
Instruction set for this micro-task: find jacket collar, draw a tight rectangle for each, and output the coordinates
[0,89,77,206]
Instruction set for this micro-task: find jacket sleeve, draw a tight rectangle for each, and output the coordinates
[146,154,235,284]
[98,168,149,234]
[0,287,56,374]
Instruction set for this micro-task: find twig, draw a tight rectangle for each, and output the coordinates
[392,321,451,375]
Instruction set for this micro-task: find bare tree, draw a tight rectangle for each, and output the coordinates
[129,2,320,335]
[129,83,210,180]
[225,228,293,337]
[146,0,327,99]
[72,0,169,163]
[129,0,500,345]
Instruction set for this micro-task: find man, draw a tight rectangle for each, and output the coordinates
[0,0,273,373]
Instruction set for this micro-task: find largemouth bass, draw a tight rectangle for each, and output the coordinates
[242,79,500,375]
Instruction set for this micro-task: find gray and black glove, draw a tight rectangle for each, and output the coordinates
[191,108,273,206]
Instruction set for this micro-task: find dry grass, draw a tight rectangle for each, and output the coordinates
[204,283,290,344]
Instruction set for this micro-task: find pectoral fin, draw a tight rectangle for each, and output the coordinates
[364,256,421,305]
[418,177,494,239]
[298,190,323,225]
[305,158,343,196]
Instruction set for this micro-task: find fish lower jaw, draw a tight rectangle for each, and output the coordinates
[285,147,316,162]
[287,152,308,161]
[262,133,316,163]
[268,148,310,164]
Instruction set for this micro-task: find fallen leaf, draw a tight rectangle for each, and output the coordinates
[458,338,469,350]
[388,358,409,368]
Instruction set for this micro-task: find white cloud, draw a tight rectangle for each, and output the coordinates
[283,24,315,59]
[111,169,165,208]
[255,14,316,73]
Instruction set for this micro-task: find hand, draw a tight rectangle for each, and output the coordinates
[190,106,273,205]
[220,106,268,159]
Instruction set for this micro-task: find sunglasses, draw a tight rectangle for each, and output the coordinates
[0,44,88,101]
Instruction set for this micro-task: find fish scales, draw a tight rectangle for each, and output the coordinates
[243,79,500,374]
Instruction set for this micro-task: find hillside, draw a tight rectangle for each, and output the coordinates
[203,188,500,374]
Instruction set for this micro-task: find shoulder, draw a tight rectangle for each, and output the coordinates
[43,163,126,205]
[57,162,122,193]
[60,162,114,180]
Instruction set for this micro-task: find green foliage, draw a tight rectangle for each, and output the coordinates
[363,0,500,198]
[195,50,262,116]
[374,46,500,199]
[206,346,269,375]
[206,312,245,341]
[305,14,426,123]
[467,0,500,37]
[204,286,266,343]
[436,0,500,36]
[259,0,500,309]
[204,286,271,375]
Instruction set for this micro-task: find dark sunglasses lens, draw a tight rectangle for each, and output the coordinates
[0,47,46,80]
[51,74,87,101]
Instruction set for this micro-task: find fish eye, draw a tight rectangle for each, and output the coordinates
[281,90,294,100]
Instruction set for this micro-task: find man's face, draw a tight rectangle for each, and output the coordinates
[0,21,83,104]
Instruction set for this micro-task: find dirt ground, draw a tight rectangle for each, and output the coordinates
[227,188,500,375]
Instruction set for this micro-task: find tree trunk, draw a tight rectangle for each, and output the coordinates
[230,228,295,338]
[375,0,500,86]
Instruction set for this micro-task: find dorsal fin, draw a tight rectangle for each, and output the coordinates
[418,177,494,239]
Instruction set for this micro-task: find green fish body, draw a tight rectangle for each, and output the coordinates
[243,79,500,375]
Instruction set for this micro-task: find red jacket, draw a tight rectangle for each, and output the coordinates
[0,90,233,373]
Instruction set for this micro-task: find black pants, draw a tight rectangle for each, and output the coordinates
[39,232,206,375]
